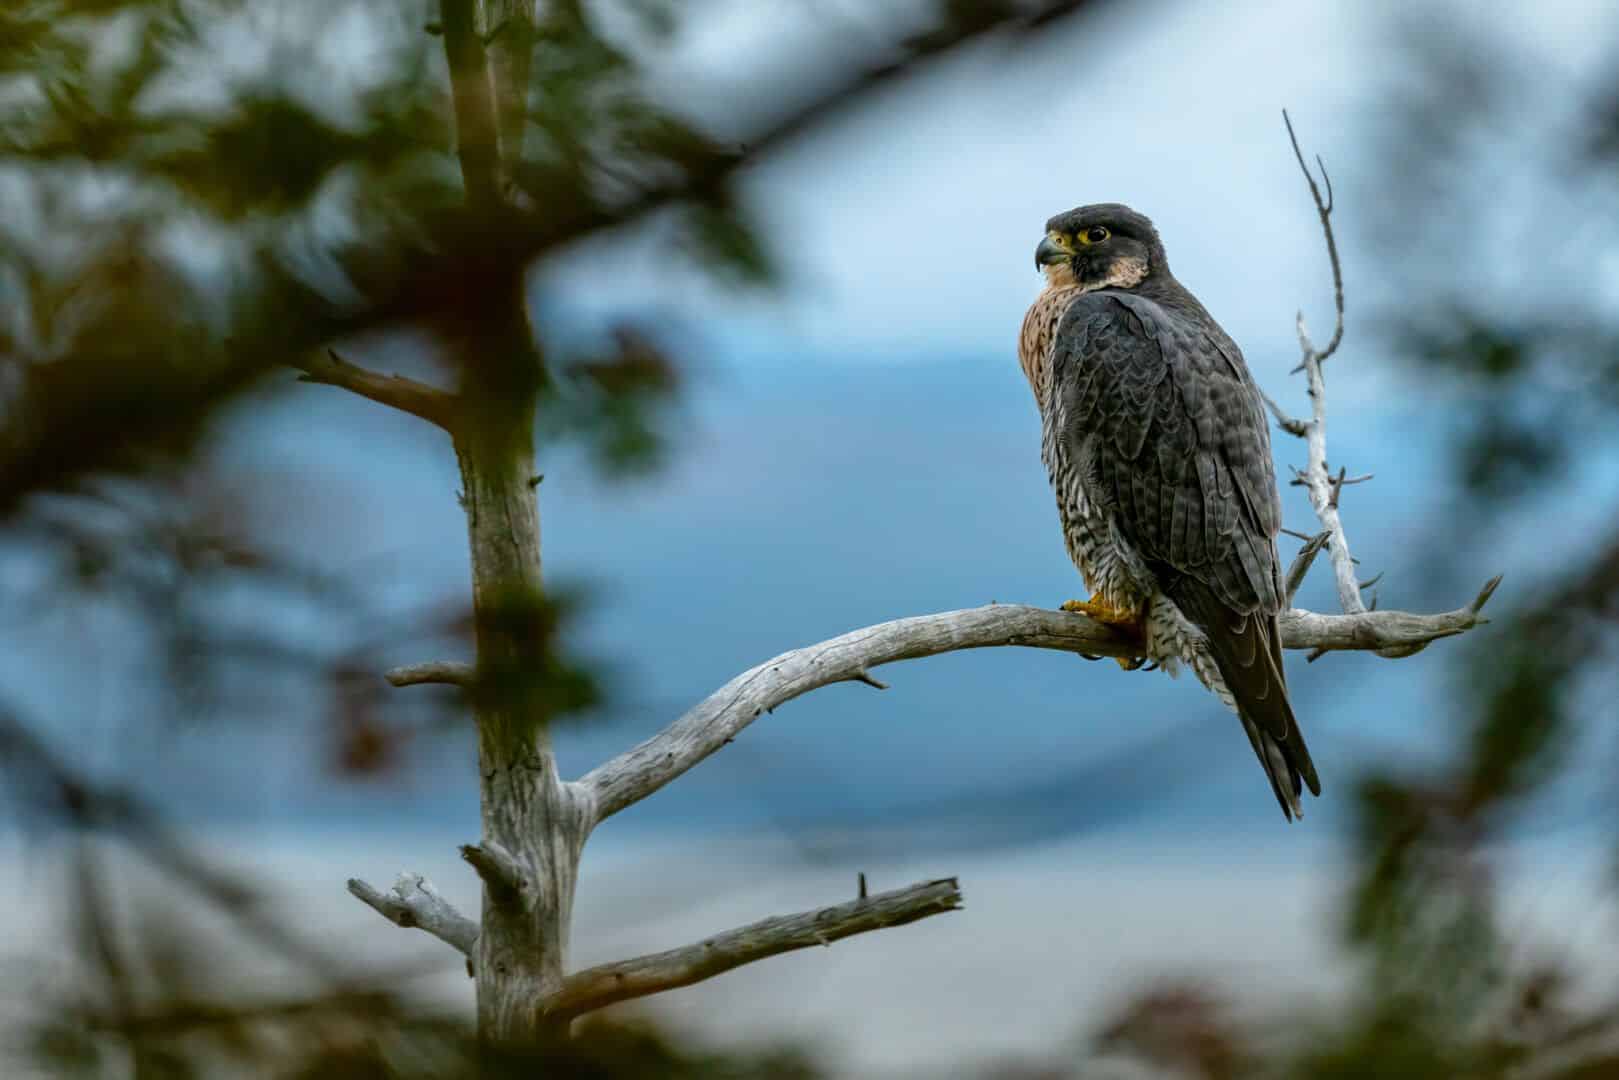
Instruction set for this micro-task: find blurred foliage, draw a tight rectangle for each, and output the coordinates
[24,842,823,1078]
[0,0,765,794]
[1363,18,1619,510]
[0,0,753,505]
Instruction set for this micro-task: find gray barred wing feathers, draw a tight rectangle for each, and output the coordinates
[1047,292,1283,617]
[1046,290,1320,814]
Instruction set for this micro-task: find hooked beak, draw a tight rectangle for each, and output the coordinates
[1035,234,1069,271]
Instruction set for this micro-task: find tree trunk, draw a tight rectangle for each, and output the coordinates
[455,379,589,1043]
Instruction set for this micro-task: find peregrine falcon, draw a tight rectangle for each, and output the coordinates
[1017,203,1320,820]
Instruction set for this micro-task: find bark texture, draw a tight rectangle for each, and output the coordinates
[455,388,591,1041]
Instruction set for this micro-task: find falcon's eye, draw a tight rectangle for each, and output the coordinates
[1077,226,1111,245]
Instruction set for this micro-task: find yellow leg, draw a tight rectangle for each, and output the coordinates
[1059,596,1147,671]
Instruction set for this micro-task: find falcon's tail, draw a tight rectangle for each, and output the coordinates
[1165,582,1321,822]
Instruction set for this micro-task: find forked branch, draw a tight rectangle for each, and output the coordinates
[346,870,962,1016]
[544,878,963,1021]
[1283,109,1344,363]
[1264,111,1500,655]
[347,873,478,962]
[1283,576,1497,655]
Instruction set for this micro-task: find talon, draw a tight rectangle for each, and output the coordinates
[1059,596,1144,635]
[1061,596,1148,670]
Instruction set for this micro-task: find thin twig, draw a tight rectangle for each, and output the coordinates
[848,670,889,691]
[386,661,475,688]
[1285,531,1332,605]
[1260,386,1309,437]
[1328,465,1348,509]
[1283,108,1344,362]
[291,350,458,430]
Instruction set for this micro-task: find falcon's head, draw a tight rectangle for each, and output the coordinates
[1034,203,1166,292]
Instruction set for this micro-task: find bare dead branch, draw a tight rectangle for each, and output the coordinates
[543,878,963,1021]
[1291,575,1499,660]
[292,350,457,430]
[1283,114,1363,613]
[386,661,475,688]
[1260,386,1309,437]
[1264,111,1503,660]
[577,599,1499,823]
[1284,108,1344,362]
[348,873,478,962]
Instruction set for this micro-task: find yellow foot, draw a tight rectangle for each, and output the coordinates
[1059,596,1140,630]
[1060,597,1146,671]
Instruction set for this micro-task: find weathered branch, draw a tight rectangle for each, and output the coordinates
[578,599,1499,823]
[1284,109,1363,619]
[1288,574,1498,660]
[1283,109,1344,363]
[1260,386,1309,437]
[543,878,963,1022]
[1265,111,1501,658]
[386,661,475,688]
[347,873,478,962]
[292,350,457,430]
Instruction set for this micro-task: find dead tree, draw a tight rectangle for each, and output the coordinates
[301,5,1499,1046]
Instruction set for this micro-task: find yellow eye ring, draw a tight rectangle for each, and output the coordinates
[1077,225,1110,246]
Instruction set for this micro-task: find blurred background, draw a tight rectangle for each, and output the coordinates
[2,0,1618,1075]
